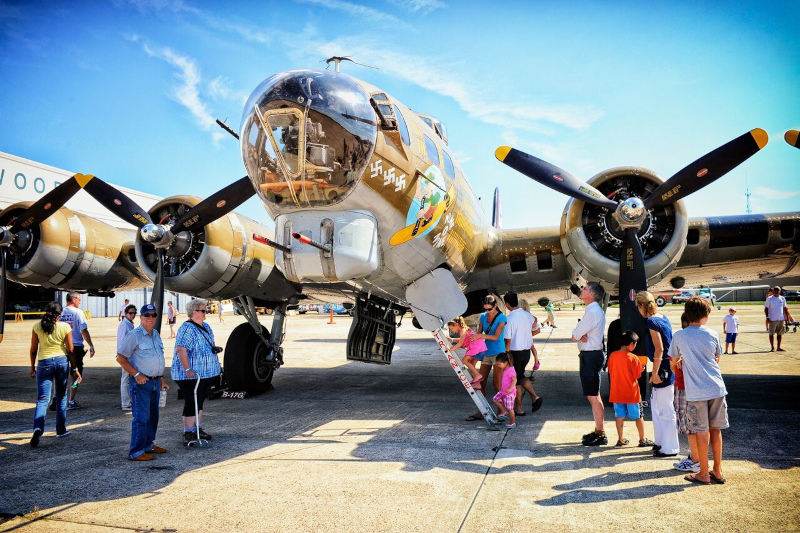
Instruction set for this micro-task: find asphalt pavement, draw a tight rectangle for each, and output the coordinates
[0,305,798,532]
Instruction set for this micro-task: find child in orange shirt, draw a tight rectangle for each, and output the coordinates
[607,330,649,446]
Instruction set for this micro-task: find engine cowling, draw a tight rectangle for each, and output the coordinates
[136,196,277,299]
[560,167,689,288]
[0,203,148,291]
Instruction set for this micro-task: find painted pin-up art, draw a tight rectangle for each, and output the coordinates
[390,165,453,246]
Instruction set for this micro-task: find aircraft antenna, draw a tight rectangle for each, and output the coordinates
[215,118,239,140]
[324,56,378,72]
[745,174,751,214]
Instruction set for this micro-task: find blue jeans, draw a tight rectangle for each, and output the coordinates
[129,378,160,459]
[34,356,69,435]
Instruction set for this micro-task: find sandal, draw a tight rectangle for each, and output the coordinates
[615,438,629,446]
[470,376,484,384]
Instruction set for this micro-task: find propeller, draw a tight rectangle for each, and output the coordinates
[496,128,768,338]
[786,130,799,149]
[0,175,87,343]
[77,175,256,332]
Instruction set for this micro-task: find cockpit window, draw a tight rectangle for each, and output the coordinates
[393,104,410,146]
[423,135,440,166]
[240,70,378,208]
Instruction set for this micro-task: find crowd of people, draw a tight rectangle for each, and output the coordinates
[28,293,222,461]
[26,285,793,475]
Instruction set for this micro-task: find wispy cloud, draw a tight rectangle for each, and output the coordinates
[295,0,412,29]
[752,187,800,200]
[387,0,446,14]
[140,42,224,143]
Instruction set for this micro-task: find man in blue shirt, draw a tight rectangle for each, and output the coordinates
[116,304,169,461]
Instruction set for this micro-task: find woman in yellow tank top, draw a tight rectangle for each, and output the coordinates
[29,301,79,447]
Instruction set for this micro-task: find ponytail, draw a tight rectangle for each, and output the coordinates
[40,301,63,335]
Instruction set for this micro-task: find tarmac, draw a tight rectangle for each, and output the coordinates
[0,304,798,532]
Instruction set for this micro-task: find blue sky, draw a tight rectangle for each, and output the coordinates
[1,0,798,229]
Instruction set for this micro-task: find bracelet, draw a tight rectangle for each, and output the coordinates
[133,372,141,378]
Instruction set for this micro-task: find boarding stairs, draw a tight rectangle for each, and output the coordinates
[432,329,501,429]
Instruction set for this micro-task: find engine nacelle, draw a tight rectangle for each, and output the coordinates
[0,203,147,291]
[560,167,689,289]
[136,196,277,300]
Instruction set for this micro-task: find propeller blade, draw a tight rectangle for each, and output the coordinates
[495,146,618,209]
[619,228,648,336]
[786,130,800,149]
[9,175,83,233]
[152,249,165,334]
[77,174,152,228]
[171,177,255,232]
[644,128,768,209]
[0,250,6,343]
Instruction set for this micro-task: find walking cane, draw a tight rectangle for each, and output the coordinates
[186,378,208,448]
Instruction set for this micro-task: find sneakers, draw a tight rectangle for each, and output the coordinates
[198,428,212,440]
[673,458,700,472]
[638,438,655,447]
[149,445,168,454]
[582,430,599,442]
[121,405,132,411]
[183,432,195,445]
[56,431,71,438]
[496,413,509,421]
[67,401,81,410]
[30,428,42,448]
[583,433,608,446]
[131,453,154,461]
[503,423,517,429]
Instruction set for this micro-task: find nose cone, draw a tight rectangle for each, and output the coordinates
[240,70,378,209]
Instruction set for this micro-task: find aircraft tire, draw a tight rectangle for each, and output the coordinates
[224,323,275,396]
[655,296,667,307]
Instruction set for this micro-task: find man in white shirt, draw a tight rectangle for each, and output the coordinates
[765,286,793,352]
[503,292,543,417]
[571,282,608,446]
[118,299,130,321]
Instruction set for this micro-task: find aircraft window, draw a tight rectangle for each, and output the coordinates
[536,250,553,271]
[372,93,388,101]
[240,69,378,208]
[687,229,700,245]
[378,104,392,116]
[509,254,527,273]
[393,104,410,146]
[442,150,455,178]
[424,135,440,165]
[420,116,434,130]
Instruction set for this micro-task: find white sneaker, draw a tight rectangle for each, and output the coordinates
[674,459,700,472]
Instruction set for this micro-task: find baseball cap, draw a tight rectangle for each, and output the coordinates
[729,306,737,311]
[140,304,158,316]
[773,286,782,291]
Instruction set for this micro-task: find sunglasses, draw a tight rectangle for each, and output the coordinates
[196,309,208,313]
[141,313,158,318]
[126,311,137,316]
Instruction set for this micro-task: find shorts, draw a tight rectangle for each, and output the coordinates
[687,396,729,432]
[613,403,641,420]
[768,320,785,335]
[168,317,176,325]
[466,350,487,362]
[72,345,87,374]
[673,388,693,435]
[480,354,498,367]
[493,391,516,411]
[579,350,605,396]
[725,332,737,343]
[510,349,530,381]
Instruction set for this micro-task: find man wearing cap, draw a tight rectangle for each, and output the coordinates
[765,287,793,352]
[116,304,169,461]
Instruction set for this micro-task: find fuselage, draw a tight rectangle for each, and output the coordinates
[240,69,491,301]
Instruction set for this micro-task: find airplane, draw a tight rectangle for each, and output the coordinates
[1,65,798,397]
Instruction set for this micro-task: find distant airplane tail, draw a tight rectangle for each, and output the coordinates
[492,187,502,229]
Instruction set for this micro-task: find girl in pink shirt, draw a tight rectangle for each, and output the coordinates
[492,353,518,429]
[447,317,488,388]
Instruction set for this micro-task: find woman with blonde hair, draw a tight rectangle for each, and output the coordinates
[636,290,680,457]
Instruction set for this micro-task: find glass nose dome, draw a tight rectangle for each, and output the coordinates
[240,69,378,208]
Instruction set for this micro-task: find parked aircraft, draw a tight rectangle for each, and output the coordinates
[1,66,798,395]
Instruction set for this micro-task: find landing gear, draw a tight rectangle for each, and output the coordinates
[224,297,285,396]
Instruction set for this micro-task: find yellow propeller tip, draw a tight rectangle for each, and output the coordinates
[74,173,95,188]
[495,146,512,162]
[750,128,768,150]
[785,130,799,147]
